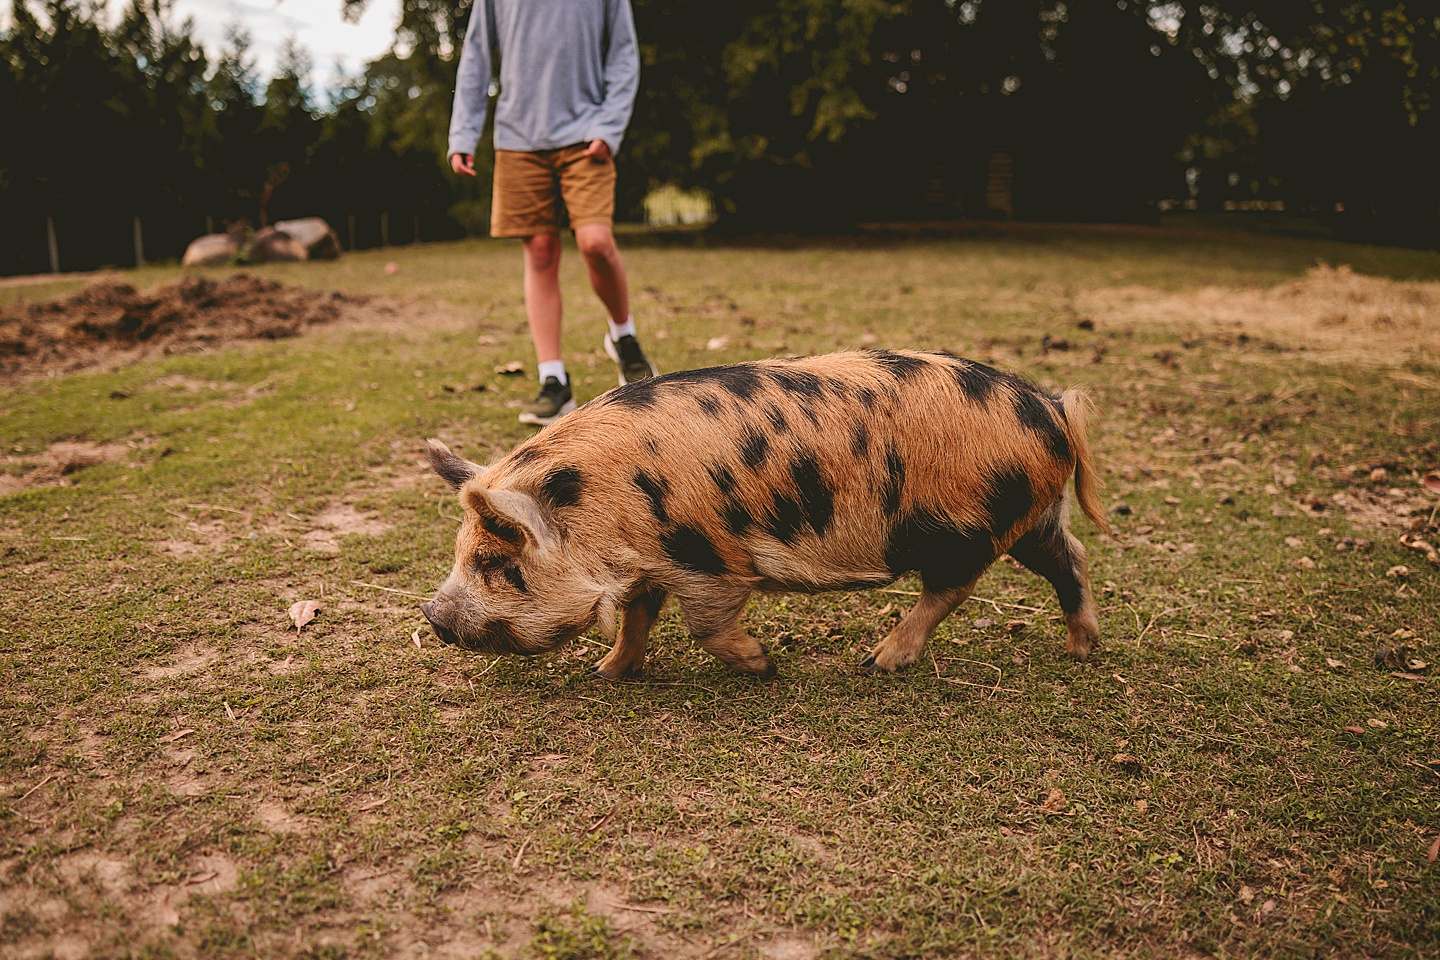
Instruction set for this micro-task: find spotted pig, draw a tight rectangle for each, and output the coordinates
[421,349,1108,679]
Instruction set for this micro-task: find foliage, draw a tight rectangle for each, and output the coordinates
[1,0,1437,273]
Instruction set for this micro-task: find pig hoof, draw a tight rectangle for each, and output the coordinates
[858,653,879,674]
[758,662,777,681]
[593,663,643,681]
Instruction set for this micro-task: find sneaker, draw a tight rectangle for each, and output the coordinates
[603,333,658,386]
[518,376,576,426]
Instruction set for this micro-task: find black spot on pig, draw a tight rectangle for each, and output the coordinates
[1012,389,1070,461]
[768,367,825,399]
[790,452,834,537]
[949,360,1000,402]
[881,445,905,515]
[983,466,1034,536]
[695,393,725,419]
[662,525,728,575]
[633,470,670,524]
[884,510,995,593]
[740,428,770,470]
[870,350,930,380]
[539,466,584,509]
[851,423,870,459]
[764,404,790,434]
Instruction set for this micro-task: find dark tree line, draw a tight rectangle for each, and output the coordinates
[2,0,1437,274]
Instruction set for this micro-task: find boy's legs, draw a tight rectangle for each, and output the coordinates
[494,149,574,425]
[522,232,563,365]
[574,223,628,328]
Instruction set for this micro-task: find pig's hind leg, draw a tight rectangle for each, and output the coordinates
[677,589,776,679]
[861,579,977,673]
[594,586,667,681]
[1005,501,1099,660]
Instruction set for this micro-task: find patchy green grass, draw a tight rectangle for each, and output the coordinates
[2,222,1438,959]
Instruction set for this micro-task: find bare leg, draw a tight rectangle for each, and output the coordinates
[522,233,563,363]
[594,587,666,681]
[862,580,977,673]
[574,223,629,325]
[1007,505,1100,660]
[676,590,774,678]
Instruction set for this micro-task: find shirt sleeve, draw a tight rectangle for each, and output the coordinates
[447,0,496,159]
[588,0,640,156]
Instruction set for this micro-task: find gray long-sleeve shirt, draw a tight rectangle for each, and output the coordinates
[447,0,640,159]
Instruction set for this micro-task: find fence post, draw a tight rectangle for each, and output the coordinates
[46,216,59,274]
[381,210,390,247]
[133,215,146,268]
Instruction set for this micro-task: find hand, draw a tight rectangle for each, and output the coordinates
[582,139,612,163]
[450,153,476,176]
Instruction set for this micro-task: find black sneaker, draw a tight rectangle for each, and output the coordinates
[518,376,576,426]
[603,334,658,385]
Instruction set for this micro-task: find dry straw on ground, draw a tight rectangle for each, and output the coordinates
[1082,264,1440,360]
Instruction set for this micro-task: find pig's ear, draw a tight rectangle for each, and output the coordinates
[464,486,556,553]
[426,438,488,489]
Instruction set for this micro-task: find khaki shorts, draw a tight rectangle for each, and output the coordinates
[491,144,616,237]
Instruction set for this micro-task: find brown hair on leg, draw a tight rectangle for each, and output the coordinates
[594,586,666,681]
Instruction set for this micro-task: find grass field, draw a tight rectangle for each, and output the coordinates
[2,222,1439,958]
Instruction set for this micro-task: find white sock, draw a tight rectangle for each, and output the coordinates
[537,360,567,384]
[608,316,636,342]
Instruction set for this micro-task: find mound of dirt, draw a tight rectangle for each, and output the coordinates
[1081,264,1440,359]
[0,273,363,383]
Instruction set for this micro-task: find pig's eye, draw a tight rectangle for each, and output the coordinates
[471,554,527,593]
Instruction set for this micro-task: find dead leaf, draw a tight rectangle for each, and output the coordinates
[1238,885,1255,904]
[1428,836,1439,862]
[1325,657,1347,670]
[1295,556,1317,570]
[1134,799,1149,813]
[358,797,388,811]
[1343,726,1366,734]
[494,361,525,375]
[705,336,730,351]
[288,600,321,632]
[157,728,194,744]
[411,629,422,651]
[1423,472,1440,494]
[1366,718,1389,729]
[1112,753,1142,770]
[1400,532,1440,565]
[1392,672,1427,682]
[1040,788,1067,814]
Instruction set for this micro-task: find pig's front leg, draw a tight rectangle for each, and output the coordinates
[861,580,977,673]
[594,586,667,681]
[677,589,775,679]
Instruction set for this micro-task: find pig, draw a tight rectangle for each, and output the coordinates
[421,349,1108,679]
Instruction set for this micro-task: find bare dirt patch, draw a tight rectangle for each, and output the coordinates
[302,504,393,554]
[0,273,363,383]
[1080,264,1440,359]
[0,438,145,495]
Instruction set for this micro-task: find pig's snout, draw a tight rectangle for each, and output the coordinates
[421,599,463,647]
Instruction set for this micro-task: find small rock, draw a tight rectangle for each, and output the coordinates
[1295,556,1317,570]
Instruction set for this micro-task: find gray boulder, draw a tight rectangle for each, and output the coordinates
[273,218,342,260]
[181,233,239,267]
